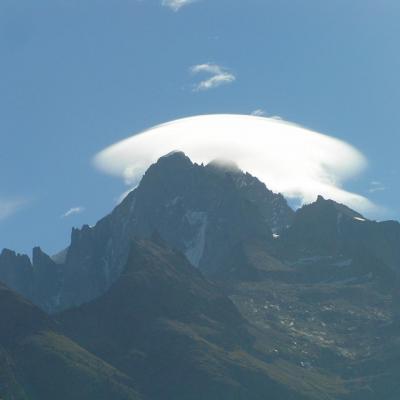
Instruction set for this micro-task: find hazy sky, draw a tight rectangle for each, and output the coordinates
[1,0,399,255]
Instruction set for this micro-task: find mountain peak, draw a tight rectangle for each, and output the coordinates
[282,194,371,257]
[32,246,46,261]
[1,248,17,258]
[0,152,293,311]
[206,158,241,174]
[310,195,365,220]
[0,248,31,266]
[140,151,194,184]
[156,150,192,166]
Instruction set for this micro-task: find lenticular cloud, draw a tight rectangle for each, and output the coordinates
[94,114,374,212]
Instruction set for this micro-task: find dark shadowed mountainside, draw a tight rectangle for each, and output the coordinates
[1,152,400,399]
[60,238,344,400]
[0,152,293,312]
[0,283,141,400]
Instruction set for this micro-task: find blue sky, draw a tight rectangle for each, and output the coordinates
[1,0,399,256]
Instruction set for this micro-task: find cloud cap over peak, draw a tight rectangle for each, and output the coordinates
[94,114,374,213]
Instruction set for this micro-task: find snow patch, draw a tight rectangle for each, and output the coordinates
[353,216,366,222]
[184,211,208,267]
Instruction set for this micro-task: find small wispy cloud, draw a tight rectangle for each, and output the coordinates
[251,109,283,120]
[0,198,28,221]
[162,0,197,12]
[368,181,386,193]
[190,63,236,91]
[251,109,267,117]
[62,206,85,218]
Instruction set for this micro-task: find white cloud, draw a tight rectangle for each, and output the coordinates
[251,109,267,117]
[251,109,283,120]
[62,206,85,218]
[0,198,27,221]
[162,0,197,12]
[93,114,376,214]
[191,63,236,91]
[368,181,386,193]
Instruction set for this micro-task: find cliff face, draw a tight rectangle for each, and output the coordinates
[1,153,400,399]
[0,152,293,312]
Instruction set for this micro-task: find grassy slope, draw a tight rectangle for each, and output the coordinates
[0,284,141,400]
[60,239,346,400]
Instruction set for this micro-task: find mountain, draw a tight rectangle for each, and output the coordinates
[59,238,343,400]
[224,196,400,399]
[282,195,400,264]
[0,152,293,312]
[0,247,62,312]
[0,237,345,400]
[1,151,400,399]
[277,195,400,285]
[0,282,141,400]
[0,249,32,297]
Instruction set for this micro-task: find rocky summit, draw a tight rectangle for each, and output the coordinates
[1,152,400,400]
[0,152,293,312]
